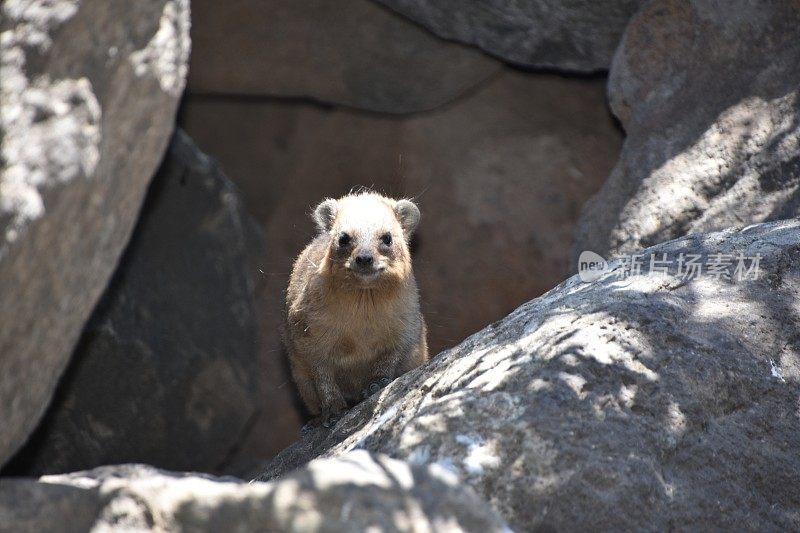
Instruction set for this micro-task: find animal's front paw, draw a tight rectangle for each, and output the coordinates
[300,419,318,436]
[321,409,347,429]
[300,408,347,433]
[360,377,392,400]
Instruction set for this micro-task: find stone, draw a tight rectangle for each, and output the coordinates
[256,220,800,531]
[372,0,646,71]
[180,68,623,361]
[187,0,500,113]
[1,131,286,476]
[0,453,508,532]
[0,0,190,468]
[575,0,800,259]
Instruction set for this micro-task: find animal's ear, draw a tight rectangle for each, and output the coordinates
[313,198,338,232]
[394,199,420,238]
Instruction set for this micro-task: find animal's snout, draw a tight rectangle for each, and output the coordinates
[355,254,374,267]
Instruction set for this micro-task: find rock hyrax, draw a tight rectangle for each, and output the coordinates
[284,192,428,426]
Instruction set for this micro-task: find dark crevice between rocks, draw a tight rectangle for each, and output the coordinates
[3,131,264,478]
[0,144,177,478]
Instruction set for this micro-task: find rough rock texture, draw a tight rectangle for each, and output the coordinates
[2,131,274,476]
[257,220,800,531]
[373,0,645,71]
[576,0,800,259]
[0,452,508,532]
[0,0,190,468]
[181,69,622,360]
[187,0,500,113]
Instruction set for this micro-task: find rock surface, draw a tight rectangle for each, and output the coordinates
[2,131,271,476]
[0,452,508,532]
[188,0,500,113]
[576,0,800,259]
[181,69,622,359]
[0,0,190,468]
[373,0,645,71]
[257,220,800,531]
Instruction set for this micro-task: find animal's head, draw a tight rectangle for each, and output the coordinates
[313,192,420,289]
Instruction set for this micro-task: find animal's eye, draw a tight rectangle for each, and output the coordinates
[380,233,392,246]
[338,233,351,247]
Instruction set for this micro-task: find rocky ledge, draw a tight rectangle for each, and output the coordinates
[0,451,507,532]
[256,219,800,531]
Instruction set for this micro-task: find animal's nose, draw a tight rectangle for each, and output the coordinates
[355,254,374,267]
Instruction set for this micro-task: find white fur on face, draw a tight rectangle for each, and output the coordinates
[333,194,400,250]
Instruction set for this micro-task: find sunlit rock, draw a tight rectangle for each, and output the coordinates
[0,452,507,532]
[576,0,800,258]
[258,220,800,531]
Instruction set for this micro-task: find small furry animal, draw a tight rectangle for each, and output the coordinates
[283,192,428,426]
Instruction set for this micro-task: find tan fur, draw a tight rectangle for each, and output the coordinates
[283,192,428,417]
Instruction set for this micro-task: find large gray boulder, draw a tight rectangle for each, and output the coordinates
[3,131,264,476]
[575,0,800,259]
[257,220,800,531]
[188,0,500,113]
[0,452,508,532]
[0,0,190,468]
[372,0,646,71]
